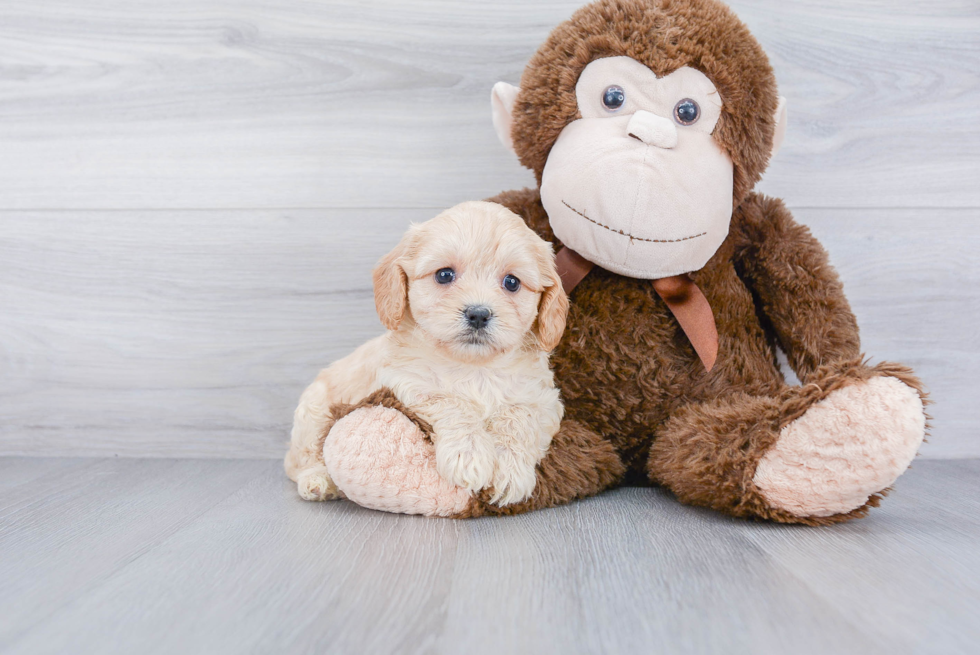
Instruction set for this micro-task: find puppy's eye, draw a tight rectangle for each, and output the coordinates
[602,85,625,112]
[435,268,455,285]
[674,98,700,125]
[502,274,521,293]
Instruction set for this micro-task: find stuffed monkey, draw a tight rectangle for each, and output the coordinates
[288,0,928,525]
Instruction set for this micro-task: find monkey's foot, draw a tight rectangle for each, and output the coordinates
[754,376,926,518]
[323,405,472,517]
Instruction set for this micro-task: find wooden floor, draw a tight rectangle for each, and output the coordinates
[1,457,977,655]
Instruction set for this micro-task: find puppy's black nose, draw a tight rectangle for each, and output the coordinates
[464,305,492,330]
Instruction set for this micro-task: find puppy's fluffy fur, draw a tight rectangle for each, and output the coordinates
[284,201,568,506]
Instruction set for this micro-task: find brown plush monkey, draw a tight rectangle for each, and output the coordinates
[298,0,928,525]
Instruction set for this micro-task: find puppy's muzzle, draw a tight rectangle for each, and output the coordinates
[463,305,492,330]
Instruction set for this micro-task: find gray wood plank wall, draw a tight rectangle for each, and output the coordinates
[1,0,977,458]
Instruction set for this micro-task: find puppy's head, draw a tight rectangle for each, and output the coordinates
[373,201,568,360]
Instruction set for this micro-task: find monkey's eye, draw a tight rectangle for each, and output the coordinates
[502,274,521,293]
[435,268,456,285]
[601,85,626,112]
[674,99,700,125]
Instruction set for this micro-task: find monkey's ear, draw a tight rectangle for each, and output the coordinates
[491,82,520,154]
[771,96,788,160]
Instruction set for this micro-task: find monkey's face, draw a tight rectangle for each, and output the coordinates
[538,56,733,279]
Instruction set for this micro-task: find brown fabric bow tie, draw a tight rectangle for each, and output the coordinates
[555,246,719,372]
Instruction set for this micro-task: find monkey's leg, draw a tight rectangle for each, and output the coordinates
[647,358,927,525]
[322,389,472,517]
[323,389,624,517]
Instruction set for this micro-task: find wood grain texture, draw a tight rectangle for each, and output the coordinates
[0,208,423,458]
[0,0,976,210]
[0,458,270,649]
[1,457,977,654]
[0,457,92,494]
[1,207,976,458]
[741,458,980,654]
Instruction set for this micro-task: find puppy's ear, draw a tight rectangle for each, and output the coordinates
[373,238,410,331]
[535,262,569,351]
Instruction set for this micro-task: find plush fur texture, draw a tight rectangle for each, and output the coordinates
[479,187,927,524]
[286,202,567,506]
[645,357,928,525]
[311,0,928,523]
[510,0,779,206]
[538,56,736,278]
[754,376,926,518]
[325,389,473,517]
[325,389,625,518]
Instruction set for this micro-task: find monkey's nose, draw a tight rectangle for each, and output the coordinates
[464,305,492,330]
[627,110,678,149]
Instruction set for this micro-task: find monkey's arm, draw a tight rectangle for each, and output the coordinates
[731,193,861,383]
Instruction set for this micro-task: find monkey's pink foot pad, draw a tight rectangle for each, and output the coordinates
[754,376,926,518]
[323,406,472,517]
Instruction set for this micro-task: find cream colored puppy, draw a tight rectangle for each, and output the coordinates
[284,201,568,506]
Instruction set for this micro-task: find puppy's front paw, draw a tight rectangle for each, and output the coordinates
[489,454,538,506]
[436,437,496,493]
[296,468,341,501]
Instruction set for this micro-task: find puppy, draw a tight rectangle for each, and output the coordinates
[284,201,568,506]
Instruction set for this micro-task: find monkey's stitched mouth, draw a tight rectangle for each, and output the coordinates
[562,200,706,244]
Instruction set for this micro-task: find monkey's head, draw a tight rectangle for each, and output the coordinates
[492,0,786,279]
